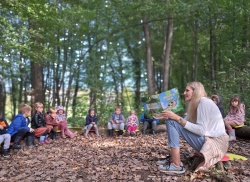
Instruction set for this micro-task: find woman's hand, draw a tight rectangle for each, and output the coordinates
[161,111,180,121]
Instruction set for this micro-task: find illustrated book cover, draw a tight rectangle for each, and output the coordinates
[141,88,183,117]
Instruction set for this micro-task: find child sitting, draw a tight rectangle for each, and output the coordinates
[224,95,245,141]
[211,95,225,117]
[0,116,11,157]
[125,109,139,136]
[140,113,159,135]
[56,106,76,138]
[45,108,59,140]
[108,106,125,137]
[84,108,100,137]
[8,103,35,149]
[31,102,51,144]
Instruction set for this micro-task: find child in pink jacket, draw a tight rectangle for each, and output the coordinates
[56,106,76,138]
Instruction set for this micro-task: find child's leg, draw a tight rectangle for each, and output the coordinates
[85,124,93,137]
[12,128,28,149]
[143,121,149,134]
[44,134,50,144]
[225,119,237,141]
[224,119,236,130]
[65,128,75,138]
[93,125,100,136]
[1,134,10,157]
[51,126,59,140]
[0,134,11,150]
[127,126,132,135]
[59,122,67,138]
[130,126,137,136]
[25,133,35,147]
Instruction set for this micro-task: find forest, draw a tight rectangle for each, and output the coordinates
[0,0,249,126]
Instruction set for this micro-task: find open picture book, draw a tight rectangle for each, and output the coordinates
[141,88,183,118]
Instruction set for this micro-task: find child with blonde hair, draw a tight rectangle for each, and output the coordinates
[31,102,52,144]
[125,110,139,136]
[224,95,245,141]
[8,103,35,149]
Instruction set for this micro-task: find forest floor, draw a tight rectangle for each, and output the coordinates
[0,131,250,182]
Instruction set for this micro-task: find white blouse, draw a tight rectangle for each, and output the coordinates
[184,97,227,137]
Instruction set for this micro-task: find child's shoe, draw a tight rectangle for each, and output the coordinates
[131,131,136,136]
[39,135,45,144]
[2,149,10,158]
[156,155,171,165]
[44,139,50,144]
[61,134,66,139]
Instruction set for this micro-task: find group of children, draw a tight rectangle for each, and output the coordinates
[0,94,246,157]
[84,106,159,138]
[0,102,76,158]
[105,106,159,137]
[211,95,246,141]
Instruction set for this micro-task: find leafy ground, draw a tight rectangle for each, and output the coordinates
[0,131,250,182]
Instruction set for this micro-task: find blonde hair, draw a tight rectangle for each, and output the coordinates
[18,103,32,114]
[48,107,57,114]
[34,102,43,109]
[186,82,207,123]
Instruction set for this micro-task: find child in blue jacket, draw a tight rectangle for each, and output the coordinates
[8,103,35,149]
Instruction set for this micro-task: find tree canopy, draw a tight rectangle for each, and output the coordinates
[0,0,249,125]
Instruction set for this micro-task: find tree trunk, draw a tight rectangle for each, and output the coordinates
[109,64,119,105]
[209,16,216,92]
[193,19,198,81]
[72,63,80,118]
[116,49,124,106]
[0,79,6,118]
[31,62,44,103]
[162,16,173,92]
[143,16,155,95]
[29,17,44,104]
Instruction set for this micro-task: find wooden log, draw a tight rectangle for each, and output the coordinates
[235,126,250,139]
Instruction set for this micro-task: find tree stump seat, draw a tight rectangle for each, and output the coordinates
[233,124,245,129]
[190,152,231,172]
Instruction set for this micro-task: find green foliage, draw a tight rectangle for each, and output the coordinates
[67,116,85,127]
[1,0,249,127]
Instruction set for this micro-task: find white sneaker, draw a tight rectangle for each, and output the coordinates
[229,136,236,141]
[156,156,171,165]
[156,159,169,166]
[158,163,185,174]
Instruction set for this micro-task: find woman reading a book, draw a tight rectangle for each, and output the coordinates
[155,81,229,174]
